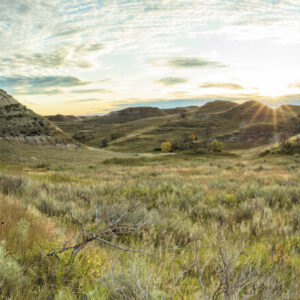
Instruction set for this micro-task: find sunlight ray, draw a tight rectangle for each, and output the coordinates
[249,103,266,124]
[276,107,288,124]
[272,108,278,132]
[240,101,260,118]
[264,105,272,123]
[280,104,298,119]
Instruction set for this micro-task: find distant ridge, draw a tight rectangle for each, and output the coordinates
[195,100,238,115]
[222,101,274,122]
[0,89,77,146]
[106,106,167,123]
[47,99,300,152]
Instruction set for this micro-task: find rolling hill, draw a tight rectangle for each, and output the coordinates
[0,89,76,146]
[47,100,300,152]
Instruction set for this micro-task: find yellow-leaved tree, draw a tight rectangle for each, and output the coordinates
[161,142,172,152]
[210,140,223,152]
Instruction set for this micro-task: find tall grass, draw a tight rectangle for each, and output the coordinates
[0,153,299,298]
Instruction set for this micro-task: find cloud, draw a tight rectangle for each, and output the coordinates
[288,82,300,89]
[65,98,102,104]
[167,57,227,69]
[200,82,244,90]
[12,88,63,96]
[0,76,89,88]
[52,27,84,38]
[277,93,300,102]
[1,0,300,113]
[156,77,187,85]
[0,76,90,95]
[0,43,105,71]
[72,88,113,94]
[84,43,106,52]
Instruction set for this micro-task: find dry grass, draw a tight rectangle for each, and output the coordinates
[0,144,299,299]
[0,193,54,256]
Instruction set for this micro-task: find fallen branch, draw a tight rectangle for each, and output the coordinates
[47,207,158,261]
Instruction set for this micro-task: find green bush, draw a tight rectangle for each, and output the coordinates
[0,241,28,297]
[161,141,172,152]
[210,140,223,152]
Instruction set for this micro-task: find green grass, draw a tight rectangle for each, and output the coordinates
[0,141,299,299]
[48,101,300,153]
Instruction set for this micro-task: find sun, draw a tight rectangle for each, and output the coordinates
[258,82,288,98]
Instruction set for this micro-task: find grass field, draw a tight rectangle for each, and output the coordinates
[0,140,299,299]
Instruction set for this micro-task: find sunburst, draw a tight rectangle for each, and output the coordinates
[276,106,288,124]
[280,104,298,119]
[272,109,278,132]
[249,102,266,124]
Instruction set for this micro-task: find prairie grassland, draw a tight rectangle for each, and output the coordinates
[0,141,299,299]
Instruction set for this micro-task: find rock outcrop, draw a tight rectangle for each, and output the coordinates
[0,89,76,146]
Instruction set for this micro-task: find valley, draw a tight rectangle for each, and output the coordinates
[47,100,300,153]
[0,90,299,299]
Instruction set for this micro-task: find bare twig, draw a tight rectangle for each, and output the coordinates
[47,206,158,261]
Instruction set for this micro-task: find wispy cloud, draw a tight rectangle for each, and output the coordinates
[0,76,89,88]
[0,76,90,95]
[200,82,244,90]
[72,88,113,94]
[167,57,227,69]
[1,0,299,114]
[0,43,106,72]
[13,88,64,96]
[65,98,102,104]
[156,77,187,85]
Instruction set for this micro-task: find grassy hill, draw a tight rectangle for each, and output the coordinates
[0,89,76,146]
[47,100,300,152]
[260,134,300,156]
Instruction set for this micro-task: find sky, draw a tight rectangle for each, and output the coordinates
[0,0,300,115]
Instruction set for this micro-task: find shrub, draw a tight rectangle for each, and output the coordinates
[232,203,253,223]
[193,148,208,154]
[189,133,196,142]
[0,241,28,296]
[210,139,223,152]
[161,141,172,152]
[290,207,300,231]
[0,175,24,196]
[100,138,108,148]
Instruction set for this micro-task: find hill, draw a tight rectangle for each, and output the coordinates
[0,89,76,146]
[47,100,300,152]
[260,134,300,156]
[46,114,80,122]
[194,100,238,116]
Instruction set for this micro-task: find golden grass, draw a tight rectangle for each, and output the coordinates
[0,143,299,298]
[0,193,54,256]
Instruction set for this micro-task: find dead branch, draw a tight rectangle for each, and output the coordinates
[47,206,158,261]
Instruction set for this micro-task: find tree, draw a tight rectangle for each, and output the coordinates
[202,127,212,149]
[110,133,119,140]
[161,141,172,152]
[189,133,196,142]
[279,132,290,147]
[182,134,190,144]
[101,138,108,148]
[279,132,292,154]
[210,140,223,152]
